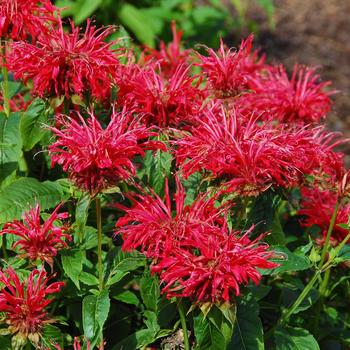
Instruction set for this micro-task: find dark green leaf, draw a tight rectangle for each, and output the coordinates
[0,112,22,181]
[41,325,64,350]
[83,290,110,347]
[115,256,146,272]
[114,329,156,350]
[274,326,319,350]
[144,311,160,333]
[61,249,83,289]
[140,270,160,313]
[231,295,264,350]
[269,246,311,274]
[194,312,227,350]
[112,290,139,306]
[247,191,285,244]
[74,193,91,242]
[0,336,11,350]
[80,272,99,286]
[20,99,48,151]
[0,177,68,223]
[142,150,173,195]
[334,245,350,263]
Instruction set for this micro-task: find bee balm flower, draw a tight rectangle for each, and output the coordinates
[0,204,70,267]
[152,228,278,302]
[0,0,58,41]
[8,20,119,101]
[116,177,227,258]
[49,110,166,196]
[0,268,64,344]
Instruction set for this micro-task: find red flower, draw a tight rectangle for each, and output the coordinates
[116,177,226,258]
[143,21,191,78]
[116,63,205,128]
[0,268,64,343]
[239,64,334,123]
[0,0,58,41]
[175,105,344,195]
[116,177,277,302]
[0,204,70,267]
[49,109,166,195]
[152,227,277,303]
[197,34,263,98]
[8,20,119,101]
[299,186,350,246]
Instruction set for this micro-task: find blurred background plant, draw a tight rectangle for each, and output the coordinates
[54,0,275,48]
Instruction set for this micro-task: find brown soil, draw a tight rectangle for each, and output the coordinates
[253,0,350,138]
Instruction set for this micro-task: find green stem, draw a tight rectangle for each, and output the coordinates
[1,40,10,117]
[311,230,350,333]
[281,272,320,324]
[319,200,340,268]
[96,197,104,291]
[178,300,190,350]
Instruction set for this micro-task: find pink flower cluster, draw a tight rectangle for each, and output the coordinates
[0,204,70,267]
[48,110,166,195]
[0,268,64,342]
[116,179,278,303]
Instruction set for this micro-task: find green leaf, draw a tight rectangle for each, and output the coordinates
[0,336,11,350]
[105,248,145,287]
[61,249,83,289]
[74,0,103,24]
[144,311,160,333]
[230,295,264,350]
[114,329,156,350]
[20,99,48,151]
[74,193,91,242]
[0,177,67,223]
[333,245,350,264]
[112,290,139,306]
[270,246,311,274]
[80,272,99,286]
[40,325,64,350]
[274,326,319,350]
[194,311,227,350]
[140,271,160,313]
[83,290,110,347]
[0,112,22,181]
[115,255,147,272]
[145,150,173,195]
[247,191,285,244]
[118,4,156,47]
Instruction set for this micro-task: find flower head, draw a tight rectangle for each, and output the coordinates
[116,177,226,257]
[299,186,350,245]
[175,105,344,195]
[239,64,334,124]
[8,20,119,101]
[0,0,58,41]
[0,268,64,343]
[143,21,191,78]
[197,35,263,98]
[116,63,205,128]
[152,228,277,302]
[49,109,166,195]
[0,204,70,267]
[116,177,277,303]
